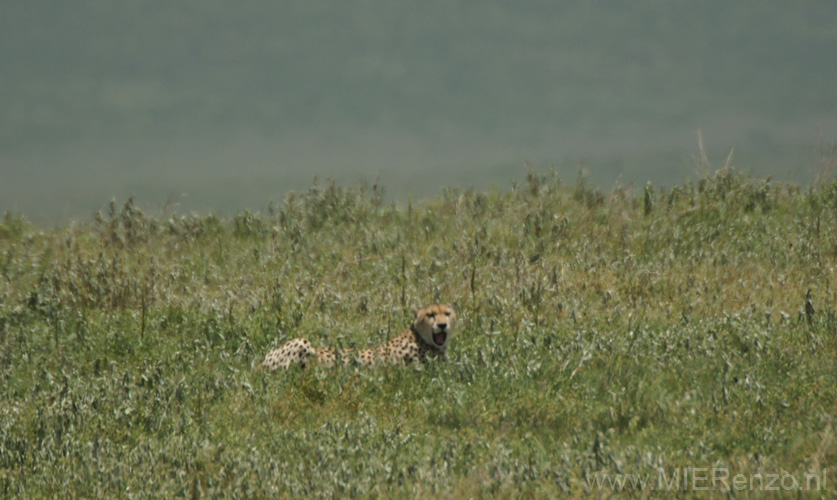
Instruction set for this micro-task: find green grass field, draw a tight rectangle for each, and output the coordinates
[1,169,835,498]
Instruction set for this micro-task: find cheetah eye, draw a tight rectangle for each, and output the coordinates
[427,312,435,318]
[445,311,451,316]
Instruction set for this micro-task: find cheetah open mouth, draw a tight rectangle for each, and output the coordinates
[433,332,447,346]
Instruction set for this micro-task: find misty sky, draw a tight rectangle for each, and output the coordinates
[2,1,836,222]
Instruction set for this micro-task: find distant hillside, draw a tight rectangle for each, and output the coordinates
[2,0,835,221]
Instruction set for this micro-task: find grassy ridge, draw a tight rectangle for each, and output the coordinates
[1,170,836,498]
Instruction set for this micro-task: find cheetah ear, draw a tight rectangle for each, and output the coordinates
[410,305,419,318]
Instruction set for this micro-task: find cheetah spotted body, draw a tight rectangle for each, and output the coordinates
[260,304,456,370]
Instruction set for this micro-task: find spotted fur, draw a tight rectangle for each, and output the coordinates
[260,304,456,370]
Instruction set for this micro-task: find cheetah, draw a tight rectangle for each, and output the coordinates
[260,303,456,370]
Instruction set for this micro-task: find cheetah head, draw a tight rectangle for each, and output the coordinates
[411,303,456,349]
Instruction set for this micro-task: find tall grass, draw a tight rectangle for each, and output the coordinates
[1,171,835,498]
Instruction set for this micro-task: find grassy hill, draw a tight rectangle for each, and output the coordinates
[1,169,835,497]
[4,0,836,222]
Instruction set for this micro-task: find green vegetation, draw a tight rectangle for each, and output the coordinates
[1,170,836,498]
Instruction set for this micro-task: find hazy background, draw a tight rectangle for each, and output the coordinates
[2,1,836,223]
